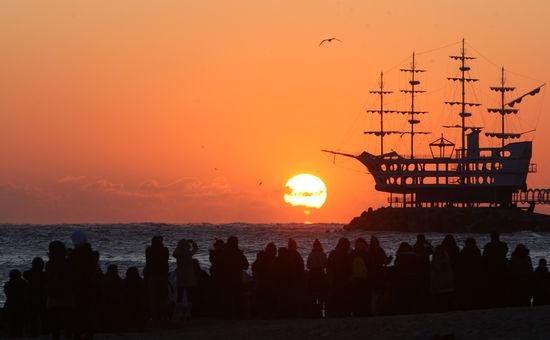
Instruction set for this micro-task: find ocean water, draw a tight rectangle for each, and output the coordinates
[2,223,550,305]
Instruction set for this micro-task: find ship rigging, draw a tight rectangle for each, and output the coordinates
[324,40,547,209]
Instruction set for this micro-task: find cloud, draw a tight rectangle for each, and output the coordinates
[138,177,230,198]
[0,175,262,223]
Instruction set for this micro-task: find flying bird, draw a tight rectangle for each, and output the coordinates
[319,38,342,46]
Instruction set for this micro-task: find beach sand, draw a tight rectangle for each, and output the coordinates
[98,305,550,340]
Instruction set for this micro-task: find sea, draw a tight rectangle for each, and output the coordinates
[2,223,550,305]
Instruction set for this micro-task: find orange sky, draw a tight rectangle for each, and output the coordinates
[1,0,550,223]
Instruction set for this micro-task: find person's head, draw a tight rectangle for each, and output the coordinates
[126,266,140,281]
[107,264,118,277]
[265,242,277,257]
[227,236,239,249]
[177,239,190,251]
[513,244,529,257]
[416,234,426,244]
[355,237,368,251]
[288,238,297,251]
[71,230,88,249]
[464,237,477,248]
[490,231,500,242]
[312,239,323,252]
[9,269,21,281]
[442,235,456,246]
[539,258,547,267]
[31,257,44,272]
[48,240,67,260]
[336,237,351,252]
[397,242,413,254]
[213,239,224,251]
[152,235,163,247]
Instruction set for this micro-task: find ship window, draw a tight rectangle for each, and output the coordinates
[477,163,484,171]
[485,163,492,171]
[499,150,512,158]
[424,163,437,171]
[486,176,494,184]
[395,177,402,185]
[423,177,437,184]
[494,162,502,171]
[390,164,398,172]
[388,177,395,184]
[478,176,484,184]
[380,164,387,172]
[405,177,413,185]
[407,164,416,172]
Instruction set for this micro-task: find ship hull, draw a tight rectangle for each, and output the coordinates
[356,141,532,205]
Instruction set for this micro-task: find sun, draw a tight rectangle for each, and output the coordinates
[284,174,327,209]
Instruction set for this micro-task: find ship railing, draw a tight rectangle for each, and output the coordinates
[395,154,445,160]
[387,196,415,204]
[513,188,550,205]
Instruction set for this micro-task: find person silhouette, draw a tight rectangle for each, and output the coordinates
[44,240,73,339]
[23,257,47,336]
[455,237,483,310]
[101,264,124,332]
[172,239,199,318]
[483,231,509,307]
[144,235,169,320]
[367,236,392,315]
[67,230,102,338]
[430,246,455,312]
[306,239,328,317]
[533,259,550,306]
[286,238,305,318]
[508,244,533,306]
[252,242,277,318]
[221,236,249,319]
[327,238,352,317]
[350,238,371,316]
[122,267,147,331]
[4,269,28,337]
[209,239,226,317]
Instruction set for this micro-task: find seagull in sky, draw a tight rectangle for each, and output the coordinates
[319,37,342,46]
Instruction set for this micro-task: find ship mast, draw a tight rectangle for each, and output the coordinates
[485,69,545,147]
[400,52,429,159]
[444,39,480,157]
[486,68,517,148]
[365,72,402,155]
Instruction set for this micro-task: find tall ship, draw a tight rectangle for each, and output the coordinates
[324,40,550,232]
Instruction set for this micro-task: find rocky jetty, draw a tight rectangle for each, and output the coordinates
[345,206,550,233]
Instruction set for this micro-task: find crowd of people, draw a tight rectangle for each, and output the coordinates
[3,231,550,338]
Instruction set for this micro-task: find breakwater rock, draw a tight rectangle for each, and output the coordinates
[345,207,550,233]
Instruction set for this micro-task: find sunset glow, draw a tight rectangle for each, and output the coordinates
[284,174,327,209]
[1,1,549,223]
